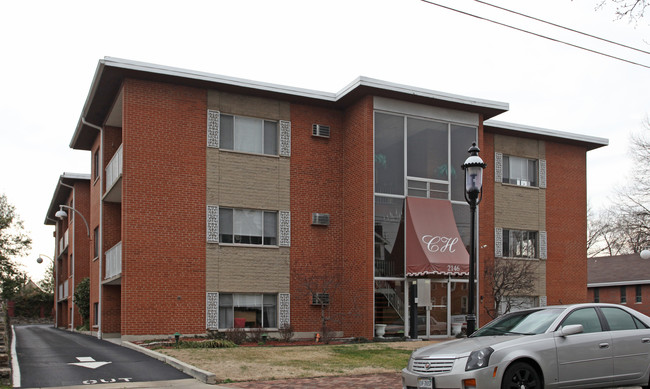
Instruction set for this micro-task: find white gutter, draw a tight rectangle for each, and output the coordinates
[588,280,650,287]
[485,119,609,147]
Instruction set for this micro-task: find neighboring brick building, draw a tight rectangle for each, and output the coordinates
[44,57,607,340]
[44,173,91,329]
[588,254,650,317]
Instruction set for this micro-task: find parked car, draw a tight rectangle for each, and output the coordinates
[402,303,650,389]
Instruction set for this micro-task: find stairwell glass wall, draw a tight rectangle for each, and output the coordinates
[373,110,476,338]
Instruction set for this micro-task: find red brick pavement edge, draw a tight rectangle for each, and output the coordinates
[220,372,402,389]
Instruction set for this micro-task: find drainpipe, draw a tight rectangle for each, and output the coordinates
[82,118,104,339]
[59,181,75,331]
[46,216,59,328]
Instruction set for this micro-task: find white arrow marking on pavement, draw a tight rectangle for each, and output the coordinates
[68,356,112,369]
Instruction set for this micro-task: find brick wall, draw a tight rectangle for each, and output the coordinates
[289,103,346,334]
[341,96,375,338]
[545,142,588,305]
[121,79,206,335]
[588,285,650,317]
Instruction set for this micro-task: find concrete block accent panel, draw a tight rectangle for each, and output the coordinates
[279,293,290,327]
[206,205,219,243]
[539,159,547,189]
[494,152,502,182]
[207,110,220,148]
[280,120,291,157]
[206,292,219,330]
[494,227,503,257]
[279,211,290,247]
[539,230,547,260]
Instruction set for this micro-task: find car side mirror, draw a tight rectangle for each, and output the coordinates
[559,324,584,337]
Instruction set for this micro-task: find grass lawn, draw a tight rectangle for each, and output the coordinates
[159,340,441,383]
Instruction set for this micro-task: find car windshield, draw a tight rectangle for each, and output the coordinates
[472,308,565,337]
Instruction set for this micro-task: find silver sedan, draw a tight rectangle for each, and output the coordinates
[402,303,650,389]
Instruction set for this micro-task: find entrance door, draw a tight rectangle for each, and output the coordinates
[449,280,468,336]
[411,278,471,338]
[430,280,448,336]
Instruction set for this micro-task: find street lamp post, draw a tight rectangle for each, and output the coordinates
[36,254,56,326]
[462,142,487,336]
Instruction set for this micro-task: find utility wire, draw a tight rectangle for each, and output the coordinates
[420,0,650,69]
[474,0,650,56]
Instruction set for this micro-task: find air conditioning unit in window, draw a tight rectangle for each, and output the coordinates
[312,293,330,305]
[312,124,330,138]
[312,213,330,226]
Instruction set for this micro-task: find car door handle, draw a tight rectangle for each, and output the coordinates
[642,338,650,344]
[599,343,610,349]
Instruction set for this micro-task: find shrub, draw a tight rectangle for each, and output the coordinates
[177,339,236,349]
[222,327,248,345]
[279,323,294,342]
[248,326,266,344]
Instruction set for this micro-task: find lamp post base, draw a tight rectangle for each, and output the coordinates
[466,314,476,336]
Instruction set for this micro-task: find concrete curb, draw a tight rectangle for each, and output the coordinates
[122,341,217,385]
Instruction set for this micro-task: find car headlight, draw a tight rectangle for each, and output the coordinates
[465,347,494,371]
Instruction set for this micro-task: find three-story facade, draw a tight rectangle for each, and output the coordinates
[45,57,607,340]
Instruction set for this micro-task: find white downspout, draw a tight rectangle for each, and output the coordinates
[82,118,104,339]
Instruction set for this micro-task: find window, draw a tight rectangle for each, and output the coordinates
[93,150,99,180]
[562,307,602,333]
[621,286,627,304]
[218,293,277,328]
[93,303,99,326]
[373,112,477,199]
[593,287,600,303]
[636,285,642,303]
[93,227,99,258]
[219,208,277,246]
[601,307,638,331]
[503,155,537,187]
[220,114,278,155]
[502,229,538,258]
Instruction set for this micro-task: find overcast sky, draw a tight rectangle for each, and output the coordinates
[1,0,648,282]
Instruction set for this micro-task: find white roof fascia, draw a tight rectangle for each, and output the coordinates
[485,119,609,146]
[103,57,509,111]
[61,172,91,181]
[102,57,337,101]
[339,76,509,111]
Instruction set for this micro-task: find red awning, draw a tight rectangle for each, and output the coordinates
[405,197,469,276]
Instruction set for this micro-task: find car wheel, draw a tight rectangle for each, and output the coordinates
[501,362,542,389]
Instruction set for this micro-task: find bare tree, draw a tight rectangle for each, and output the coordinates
[597,0,649,21]
[297,272,363,343]
[483,258,537,320]
[300,273,340,343]
[589,120,650,256]
[588,206,628,257]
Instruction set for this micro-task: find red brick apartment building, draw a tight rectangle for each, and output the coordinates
[44,57,607,340]
[588,254,650,317]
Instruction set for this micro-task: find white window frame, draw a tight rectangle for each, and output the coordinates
[218,293,279,329]
[502,229,539,259]
[220,114,278,156]
[219,207,278,246]
[502,155,538,187]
